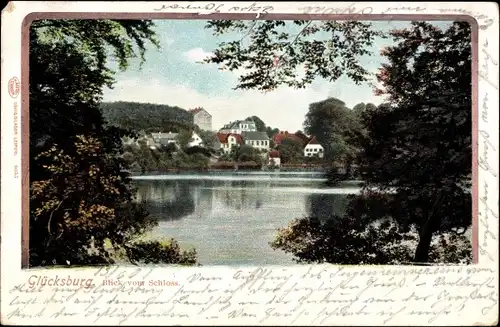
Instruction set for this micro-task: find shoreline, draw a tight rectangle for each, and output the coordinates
[128,166,330,176]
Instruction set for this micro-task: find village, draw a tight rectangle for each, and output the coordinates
[122,107,326,169]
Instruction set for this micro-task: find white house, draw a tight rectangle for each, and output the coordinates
[217,133,243,154]
[268,150,281,167]
[219,119,257,134]
[188,132,204,148]
[151,132,179,148]
[304,136,324,158]
[189,107,212,131]
[241,131,270,152]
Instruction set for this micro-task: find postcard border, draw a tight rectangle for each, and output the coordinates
[20,12,479,268]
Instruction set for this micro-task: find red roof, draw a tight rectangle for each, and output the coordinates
[189,107,204,115]
[272,131,305,146]
[216,133,229,143]
[307,136,321,145]
[216,133,243,144]
[294,131,311,144]
[268,150,280,158]
[228,133,243,144]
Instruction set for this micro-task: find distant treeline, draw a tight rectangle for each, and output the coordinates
[100,101,195,133]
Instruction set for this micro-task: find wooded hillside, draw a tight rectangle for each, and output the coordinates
[100,101,195,132]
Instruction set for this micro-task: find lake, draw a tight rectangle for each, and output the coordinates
[132,172,361,266]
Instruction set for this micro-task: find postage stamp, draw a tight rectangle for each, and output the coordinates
[1,1,498,325]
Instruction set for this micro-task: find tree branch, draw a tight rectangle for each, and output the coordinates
[450,226,468,235]
[239,21,258,44]
[48,198,65,235]
[262,21,313,92]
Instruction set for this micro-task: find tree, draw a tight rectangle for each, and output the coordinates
[30,20,159,157]
[271,215,472,265]
[29,19,198,266]
[30,135,197,266]
[100,101,194,132]
[352,102,376,118]
[274,21,472,265]
[176,130,194,149]
[245,116,266,132]
[204,19,472,264]
[277,138,304,164]
[203,20,384,92]
[234,145,263,164]
[266,126,280,138]
[198,130,217,149]
[304,98,363,164]
[358,21,472,263]
[353,103,366,113]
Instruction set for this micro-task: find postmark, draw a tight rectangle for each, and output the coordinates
[8,76,20,98]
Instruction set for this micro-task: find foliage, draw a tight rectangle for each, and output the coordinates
[30,135,155,265]
[184,146,212,157]
[176,130,195,149]
[281,21,473,264]
[271,216,471,265]
[352,102,377,119]
[355,21,472,262]
[242,115,280,138]
[198,130,218,149]
[29,19,197,266]
[277,138,304,164]
[125,239,197,265]
[203,20,384,92]
[266,127,280,139]
[30,20,159,157]
[232,145,264,165]
[304,97,364,163]
[125,142,210,172]
[100,101,195,133]
[245,115,266,132]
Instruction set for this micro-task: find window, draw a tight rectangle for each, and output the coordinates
[313,148,318,152]
[257,141,260,146]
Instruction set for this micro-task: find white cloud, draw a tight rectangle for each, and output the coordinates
[184,48,213,62]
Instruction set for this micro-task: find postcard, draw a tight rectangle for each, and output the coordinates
[1,1,498,325]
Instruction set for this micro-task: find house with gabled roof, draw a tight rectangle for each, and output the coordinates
[268,150,281,167]
[151,131,179,148]
[189,107,212,131]
[219,119,257,134]
[241,131,270,151]
[217,132,244,154]
[303,136,324,158]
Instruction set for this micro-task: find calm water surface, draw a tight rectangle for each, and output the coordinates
[132,172,360,266]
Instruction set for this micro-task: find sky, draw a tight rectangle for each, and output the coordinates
[102,20,451,132]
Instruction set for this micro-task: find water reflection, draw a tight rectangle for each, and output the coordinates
[132,174,359,265]
[306,193,351,221]
[135,178,354,221]
[136,180,213,220]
